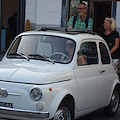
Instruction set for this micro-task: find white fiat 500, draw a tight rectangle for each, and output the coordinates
[0,28,120,120]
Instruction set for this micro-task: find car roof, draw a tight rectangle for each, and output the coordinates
[18,27,104,43]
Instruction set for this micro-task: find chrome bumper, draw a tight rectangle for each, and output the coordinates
[0,107,49,118]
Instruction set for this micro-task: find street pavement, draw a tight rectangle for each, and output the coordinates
[76,107,120,120]
[0,107,120,120]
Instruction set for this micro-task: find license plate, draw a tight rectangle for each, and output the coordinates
[0,102,13,108]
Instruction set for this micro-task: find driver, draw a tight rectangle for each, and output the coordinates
[61,40,75,62]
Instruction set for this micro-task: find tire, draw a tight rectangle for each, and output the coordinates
[53,101,74,120]
[104,88,120,117]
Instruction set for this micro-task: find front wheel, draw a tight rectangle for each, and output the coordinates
[104,87,120,117]
[53,101,74,120]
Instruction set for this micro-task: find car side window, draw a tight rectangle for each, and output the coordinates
[99,42,110,64]
[77,42,98,66]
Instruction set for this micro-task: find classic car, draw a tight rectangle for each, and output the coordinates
[0,27,120,120]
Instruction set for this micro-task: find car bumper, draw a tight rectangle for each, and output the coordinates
[0,107,49,119]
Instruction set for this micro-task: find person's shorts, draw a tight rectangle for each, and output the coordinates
[112,59,119,72]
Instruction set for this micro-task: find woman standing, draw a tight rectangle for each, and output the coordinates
[100,17,120,72]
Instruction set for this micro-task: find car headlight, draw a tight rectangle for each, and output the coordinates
[30,88,42,101]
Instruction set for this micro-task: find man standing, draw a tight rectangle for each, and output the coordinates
[66,2,93,30]
[8,12,17,45]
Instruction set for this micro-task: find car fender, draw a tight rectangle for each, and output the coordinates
[48,85,77,119]
[107,78,120,105]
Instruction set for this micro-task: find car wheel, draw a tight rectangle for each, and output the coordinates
[104,88,120,117]
[53,101,74,120]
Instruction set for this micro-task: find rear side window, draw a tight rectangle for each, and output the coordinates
[99,42,110,64]
[78,42,98,65]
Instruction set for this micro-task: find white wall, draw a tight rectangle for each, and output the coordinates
[25,0,37,25]
[116,2,120,33]
[25,0,62,30]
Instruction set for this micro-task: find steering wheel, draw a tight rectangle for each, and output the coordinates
[50,52,70,62]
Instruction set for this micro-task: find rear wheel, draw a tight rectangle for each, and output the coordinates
[53,101,74,120]
[104,88,120,117]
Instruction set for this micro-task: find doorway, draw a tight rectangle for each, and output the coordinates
[93,2,112,33]
[0,0,25,51]
[2,0,18,49]
[67,0,112,33]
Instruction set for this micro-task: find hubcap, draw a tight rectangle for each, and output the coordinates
[54,107,71,120]
[111,91,119,112]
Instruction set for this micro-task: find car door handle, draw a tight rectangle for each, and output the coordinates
[99,70,105,73]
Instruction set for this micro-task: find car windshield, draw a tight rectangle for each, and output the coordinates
[7,35,76,64]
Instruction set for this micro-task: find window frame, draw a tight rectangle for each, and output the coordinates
[77,41,98,66]
[99,42,111,65]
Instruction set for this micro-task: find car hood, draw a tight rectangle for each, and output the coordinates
[0,61,73,84]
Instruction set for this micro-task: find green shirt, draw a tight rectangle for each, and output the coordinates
[66,15,93,30]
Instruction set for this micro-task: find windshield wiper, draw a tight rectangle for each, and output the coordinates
[16,53,29,61]
[7,52,29,61]
[29,54,55,64]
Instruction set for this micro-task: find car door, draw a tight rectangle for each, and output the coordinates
[98,42,116,102]
[74,41,108,112]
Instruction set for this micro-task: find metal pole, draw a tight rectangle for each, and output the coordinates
[87,0,90,18]
[20,0,26,33]
[111,0,117,19]
[17,0,26,34]
[61,0,66,27]
[66,0,70,24]
[17,0,20,35]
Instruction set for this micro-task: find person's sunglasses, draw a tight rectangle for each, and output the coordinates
[66,44,74,48]
[77,8,85,10]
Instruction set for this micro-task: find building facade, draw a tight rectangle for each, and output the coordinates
[0,0,120,51]
[25,0,63,30]
[25,0,120,32]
